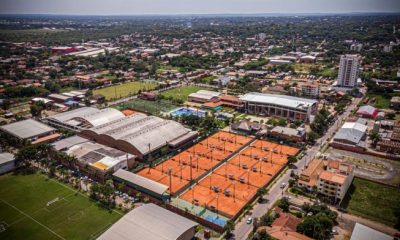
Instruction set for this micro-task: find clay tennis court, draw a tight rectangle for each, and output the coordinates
[137,131,252,196]
[179,139,299,218]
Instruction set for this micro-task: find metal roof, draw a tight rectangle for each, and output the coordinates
[240,92,317,110]
[51,136,89,151]
[350,223,392,240]
[113,169,168,195]
[334,122,367,144]
[0,119,55,139]
[97,203,197,240]
[0,152,15,165]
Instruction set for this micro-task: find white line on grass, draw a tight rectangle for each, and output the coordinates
[0,199,66,240]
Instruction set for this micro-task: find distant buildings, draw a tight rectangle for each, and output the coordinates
[390,96,400,110]
[240,92,318,122]
[337,54,360,88]
[350,43,363,52]
[298,159,354,201]
[255,33,267,41]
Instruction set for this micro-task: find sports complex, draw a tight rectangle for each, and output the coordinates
[137,130,299,221]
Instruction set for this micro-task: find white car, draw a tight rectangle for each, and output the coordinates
[280,183,287,189]
[246,217,253,224]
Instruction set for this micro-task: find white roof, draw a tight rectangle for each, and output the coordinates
[334,122,367,144]
[188,90,221,100]
[113,169,168,195]
[52,136,89,151]
[97,203,197,240]
[240,92,317,110]
[0,152,15,165]
[0,119,54,139]
[350,223,392,240]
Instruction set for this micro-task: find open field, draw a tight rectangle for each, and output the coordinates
[137,131,253,195]
[367,93,399,109]
[116,99,178,115]
[93,82,158,100]
[0,173,122,240]
[160,85,210,102]
[341,177,400,229]
[180,139,299,218]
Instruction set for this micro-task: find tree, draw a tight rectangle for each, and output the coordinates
[370,132,381,148]
[278,197,290,212]
[223,220,235,235]
[297,213,333,240]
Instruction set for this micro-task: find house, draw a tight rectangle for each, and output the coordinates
[356,105,378,119]
[270,126,306,142]
[390,96,400,110]
[257,207,312,240]
[231,120,267,135]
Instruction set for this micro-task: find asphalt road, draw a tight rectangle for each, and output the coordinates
[232,94,363,240]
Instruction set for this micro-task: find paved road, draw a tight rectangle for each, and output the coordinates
[232,94,363,240]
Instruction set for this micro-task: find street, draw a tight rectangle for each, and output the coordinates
[232,94,363,240]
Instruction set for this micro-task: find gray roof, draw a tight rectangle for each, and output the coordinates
[113,169,168,195]
[98,203,197,240]
[357,105,377,115]
[334,122,367,145]
[51,136,89,151]
[83,114,195,155]
[0,152,15,165]
[271,126,304,137]
[350,223,392,240]
[0,119,54,139]
[240,92,317,110]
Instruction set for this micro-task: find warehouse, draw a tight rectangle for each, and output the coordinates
[97,203,197,240]
[81,113,197,160]
[0,119,58,143]
[46,107,125,131]
[0,152,15,175]
[333,122,367,146]
[188,90,221,103]
[240,92,318,122]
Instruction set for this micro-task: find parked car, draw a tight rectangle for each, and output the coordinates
[280,182,287,189]
[246,217,253,224]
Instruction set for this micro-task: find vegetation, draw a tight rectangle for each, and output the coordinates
[341,177,400,229]
[0,173,121,240]
[93,81,158,100]
[159,85,210,103]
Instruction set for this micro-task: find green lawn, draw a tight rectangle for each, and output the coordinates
[341,177,400,228]
[93,81,158,100]
[0,173,122,240]
[160,85,210,102]
[367,94,392,109]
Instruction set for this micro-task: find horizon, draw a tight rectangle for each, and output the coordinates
[1,0,399,15]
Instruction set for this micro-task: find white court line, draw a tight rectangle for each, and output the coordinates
[0,199,66,240]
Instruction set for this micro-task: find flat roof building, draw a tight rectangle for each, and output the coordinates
[97,203,197,240]
[333,122,367,147]
[240,92,318,122]
[0,152,15,175]
[0,119,56,142]
[350,223,392,240]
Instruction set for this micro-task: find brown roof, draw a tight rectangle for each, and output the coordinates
[319,171,346,185]
[298,159,325,187]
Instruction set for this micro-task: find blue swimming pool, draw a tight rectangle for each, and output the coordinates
[170,107,207,117]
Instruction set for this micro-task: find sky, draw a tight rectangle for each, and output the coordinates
[0,0,400,15]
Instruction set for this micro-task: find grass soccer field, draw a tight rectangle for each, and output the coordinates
[93,81,158,100]
[341,177,400,228]
[159,85,210,102]
[0,173,122,240]
[116,99,178,115]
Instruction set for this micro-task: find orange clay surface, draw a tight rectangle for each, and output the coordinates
[137,131,252,195]
[179,139,299,218]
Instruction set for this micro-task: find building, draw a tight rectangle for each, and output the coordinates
[53,137,136,174]
[46,107,125,131]
[0,152,15,175]
[298,159,354,201]
[0,119,58,143]
[80,113,197,160]
[255,33,267,41]
[270,126,306,142]
[257,207,312,240]
[231,119,267,135]
[240,92,318,122]
[350,223,393,240]
[333,122,367,147]
[51,46,77,54]
[113,169,169,201]
[337,54,360,88]
[356,105,379,119]
[350,43,363,52]
[97,203,197,240]
[390,96,400,110]
[299,55,316,64]
[301,82,320,98]
[188,90,221,103]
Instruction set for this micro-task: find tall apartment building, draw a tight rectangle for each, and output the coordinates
[337,54,360,88]
[255,33,267,41]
